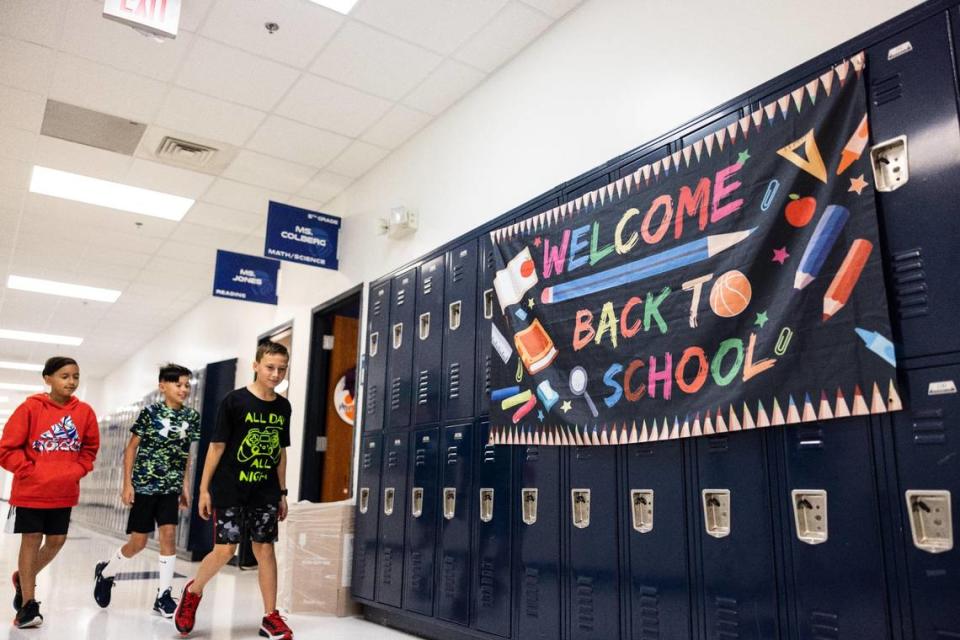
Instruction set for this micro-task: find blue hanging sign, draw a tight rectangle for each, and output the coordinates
[264,201,341,270]
[212,250,280,305]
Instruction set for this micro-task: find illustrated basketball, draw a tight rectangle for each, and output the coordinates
[709,270,752,317]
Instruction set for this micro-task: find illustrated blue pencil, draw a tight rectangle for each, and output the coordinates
[855,327,896,367]
[541,227,756,304]
[794,204,850,289]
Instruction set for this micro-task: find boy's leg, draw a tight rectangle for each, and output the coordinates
[34,535,67,573]
[157,524,177,594]
[17,533,42,603]
[186,506,243,595]
[250,542,277,613]
[187,544,237,594]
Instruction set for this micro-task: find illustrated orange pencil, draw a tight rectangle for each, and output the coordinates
[823,239,873,321]
[837,114,869,175]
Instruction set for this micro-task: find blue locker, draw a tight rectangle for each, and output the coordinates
[442,241,479,421]
[376,432,409,608]
[889,364,960,639]
[404,427,440,616]
[352,434,382,601]
[624,440,692,640]
[777,417,891,640]
[694,431,781,640]
[866,14,960,360]
[364,280,390,432]
[515,444,562,640]
[436,423,474,625]
[567,446,622,640]
[477,234,497,417]
[387,269,417,430]
[414,255,445,426]
[473,421,512,637]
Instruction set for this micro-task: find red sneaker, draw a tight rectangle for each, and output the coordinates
[173,580,202,636]
[259,610,293,640]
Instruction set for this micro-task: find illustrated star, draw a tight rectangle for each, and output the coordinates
[537,410,545,422]
[533,236,542,247]
[737,149,751,165]
[848,174,868,195]
[754,311,769,328]
[527,297,535,309]
[771,246,790,264]
[560,400,572,414]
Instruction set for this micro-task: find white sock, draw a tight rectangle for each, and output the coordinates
[101,547,131,578]
[158,554,176,594]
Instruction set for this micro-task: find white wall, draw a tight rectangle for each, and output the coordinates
[89,0,924,500]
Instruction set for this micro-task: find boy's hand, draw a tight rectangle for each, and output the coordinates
[198,490,213,520]
[179,487,191,509]
[121,484,135,506]
[279,496,288,522]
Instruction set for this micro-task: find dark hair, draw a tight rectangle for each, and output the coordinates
[159,363,192,383]
[256,341,289,362]
[42,356,78,377]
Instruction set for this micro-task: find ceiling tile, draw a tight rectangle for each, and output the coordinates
[178,0,216,32]
[49,52,167,122]
[201,0,344,68]
[167,222,248,249]
[297,171,353,204]
[203,179,285,215]
[155,239,218,265]
[402,59,486,115]
[0,85,45,132]
[155,88,266,147]
[125,159,215,199]
[519,0,582,19]
[246,116,351,168]
[0,126,38,163]
[454,1,552,72]
[33,135,133,182]
[275,74,393,137]
[79,248,153,270]
[352,0,507,55]
[175,37,301,111]
[21,194,176,239]
[141,256,214,280]
[325,140,389,178]
[0,0,66,49]
[360,104,432,149]
[83,229,167,255]
[282,194,330,213]
[222,150,317,193]
[183,202,264,234]
[311,21,442,100]
[0,36,57,94]
[0,157,31,192]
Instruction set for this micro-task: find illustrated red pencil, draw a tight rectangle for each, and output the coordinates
[837,114,869,175]
[823,239,873,321]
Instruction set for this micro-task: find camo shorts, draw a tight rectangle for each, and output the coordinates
[213,504,278,544]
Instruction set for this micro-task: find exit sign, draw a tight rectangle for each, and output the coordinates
[103,0,181,39]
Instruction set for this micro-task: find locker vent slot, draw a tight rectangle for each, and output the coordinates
[707,435,729,452]
[417,370,430,405]
[372,299,382,316]
[365,384,378,414]
[483,443,496,463]
[715,596,740,639]
[442,555,457,598]
[446,445,459,464]
[637,586,660,637]
[409,551,424,590]
[524,446,539,462]
[575,576,595,631]
[485,250,496,271]
[452,262,464,283]
[381,547,393,584]
[810,610,839,640]
[523,569,540,617]
[423,275,432,295]
[390,378,401,410]
[483,355,492,396]
[414,448,426,466]
[396,288,406,305]
[387,451,399,467]
[891,248,928,318]
[362,453,372,469]
[448,362,461,399]
[870,72,903,106]
[911,408,945,445]
[796,424,825,449]
[478,559,495,608]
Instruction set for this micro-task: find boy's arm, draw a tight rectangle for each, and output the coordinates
[76,410,100,475]
[180,453,193,508]
[197,442,226,520]
[121,434,141,505]
[278,448,288,521]
[0,404,32,474]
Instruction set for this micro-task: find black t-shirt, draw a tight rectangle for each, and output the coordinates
[209,388,291,507]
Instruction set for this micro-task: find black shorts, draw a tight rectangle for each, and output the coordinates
[127,493,180,534]
[214,504,278,545]
[14,507,71,535]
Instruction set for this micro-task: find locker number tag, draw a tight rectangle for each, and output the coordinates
[928,380,957,396]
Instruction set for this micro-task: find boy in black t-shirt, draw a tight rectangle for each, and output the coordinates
[174,342,293,640]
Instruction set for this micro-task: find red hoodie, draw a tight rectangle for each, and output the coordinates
[0,393,100,509]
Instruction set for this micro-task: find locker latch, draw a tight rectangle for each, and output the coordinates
[572,489,591,529]
[702,489,731,539]
[359,487,369,514]
[383,487,395,516]
[411,487,424,518]
[483,289,495,320]
[521,488,538,525]
[443,487,457,520]
[448,301,462,331]
[392,323,403,349]
[419,312,430,341]
[630,489,654,534]
[791,489,828,545]
[870,135,909,192]
[906,490,953,554]
[368,332,379,358]
[480,488,494,523]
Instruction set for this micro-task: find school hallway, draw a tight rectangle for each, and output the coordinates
[0,514,416,640]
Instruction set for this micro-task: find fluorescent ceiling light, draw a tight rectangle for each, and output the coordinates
[29,166,194,221]
[0,382,44,392]
[0,361,43,372]
[8,275,121,303]
[307,0,359,14]
[0,328,83,346]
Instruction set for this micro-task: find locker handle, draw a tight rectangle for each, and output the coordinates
[359,487,369,514]
[702,489,730,539]
[392,323,403,349]
[870,135,909,192]
[383,487,395,516]
[906,490,953,554]
[368,332,379,358]
[571,489,590,529]
[443,487,456,520]
[448,301,462,331]
[479,488,494,523]
[483,289,494,320]
[411,487,423,518]
[630,489,654,534]
[419,312,430,341]
[521,488,538,525]
[791,489,828,545]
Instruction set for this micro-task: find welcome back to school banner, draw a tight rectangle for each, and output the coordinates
[488,53,902,446]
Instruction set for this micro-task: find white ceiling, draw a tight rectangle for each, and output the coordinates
[0,0,583,409]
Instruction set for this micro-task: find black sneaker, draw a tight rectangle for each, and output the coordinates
[93,561,115,608]
[11,571,22,612]
[15,599,42,629]
[153,588,177,618]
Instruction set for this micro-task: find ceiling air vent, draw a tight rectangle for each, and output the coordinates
[155,136,219,168]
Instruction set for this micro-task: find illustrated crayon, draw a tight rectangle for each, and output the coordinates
[491,386,521,402]
[837,114,870,175]
[542,227,756,304]
[795,205,850,289]
[823,239,873,320]
[512,396,537,424]
[855,327,897,367]
[501,390,532,410]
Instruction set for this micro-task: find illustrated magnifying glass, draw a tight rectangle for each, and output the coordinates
[569,366,598,418]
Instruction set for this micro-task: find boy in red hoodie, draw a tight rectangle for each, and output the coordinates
[0,357,100,628]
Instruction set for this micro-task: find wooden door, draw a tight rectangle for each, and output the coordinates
[321,315,359,501]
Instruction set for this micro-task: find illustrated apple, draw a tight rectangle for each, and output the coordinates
[784,194,816,227]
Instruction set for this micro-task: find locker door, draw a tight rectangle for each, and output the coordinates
[387,269,417,430]
[477,234,497,416]
[778,417,891,640]
[866,15,960,359]
[376,432,409,608]
[414,256,445,426]
[515,444,562,640]
[625,440,692,640]
[443,241,479,421]
[352,434,382,601]
[437,423,474,625]
[567,446,621,640]
[404,427,440,616]
[473,421,512,637]
[695,431,781,640]
[890,364,960,639]
[364,280,390,432]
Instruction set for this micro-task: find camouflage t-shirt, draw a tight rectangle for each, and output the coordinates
[131,402,201,495]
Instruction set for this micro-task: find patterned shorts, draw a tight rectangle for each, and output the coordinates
[213,504,278,545]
